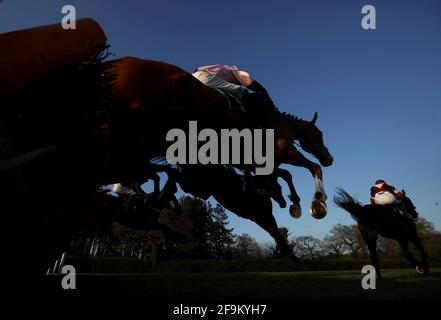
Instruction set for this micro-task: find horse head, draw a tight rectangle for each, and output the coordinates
[297,112,333,167]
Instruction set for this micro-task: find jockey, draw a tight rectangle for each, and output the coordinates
[370,179,403,205]
[192,64,276,122]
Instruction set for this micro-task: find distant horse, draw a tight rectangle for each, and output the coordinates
[334,187,429,280]
[107,57,333,218]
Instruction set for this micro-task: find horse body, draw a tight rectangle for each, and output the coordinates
[334,188,429,279]
[1,54,333,269]
[109,57,239,128]
[1,21,336,274]
[99,57,335,260]
[170,164,300,260]
[107,57,333,218]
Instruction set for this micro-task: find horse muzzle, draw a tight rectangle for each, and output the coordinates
[319,153,333,167]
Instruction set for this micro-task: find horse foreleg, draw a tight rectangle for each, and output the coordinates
[255,174,286,208]
[366,240,382,280]
[275,168,302,218]
[281,147,327,219]
[399,240,420,271]
[411,236,430,273]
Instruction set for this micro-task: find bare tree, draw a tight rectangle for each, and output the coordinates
[323,234,345,256]
[325,224,367,257]
[293,236,323,260]
[233,233,264,259]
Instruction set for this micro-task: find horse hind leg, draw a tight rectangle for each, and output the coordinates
[252,211,300,262]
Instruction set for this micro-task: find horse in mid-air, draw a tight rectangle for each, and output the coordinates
[334,187,429,279]
[107,57,333,218]
[1,18,334,269]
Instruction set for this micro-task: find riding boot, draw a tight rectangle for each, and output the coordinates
[400,204,416,220]
[392,204,413,220]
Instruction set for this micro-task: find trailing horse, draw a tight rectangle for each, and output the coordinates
[334,187,430,279]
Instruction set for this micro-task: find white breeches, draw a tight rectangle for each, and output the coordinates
[373,191,400,205]
[192,70,248,98]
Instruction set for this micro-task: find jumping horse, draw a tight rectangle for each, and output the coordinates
[107,57,333,218]
[103,57,333,260]
[1,19,333,268]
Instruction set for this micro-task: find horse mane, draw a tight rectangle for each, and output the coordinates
[274,109,303,121]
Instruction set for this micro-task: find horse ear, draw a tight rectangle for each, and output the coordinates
[402,189,406,197]
[311,112,318,124]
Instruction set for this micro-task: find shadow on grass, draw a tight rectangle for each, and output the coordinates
[44,268,441,302]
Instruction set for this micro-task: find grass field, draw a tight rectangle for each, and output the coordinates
[56,268,441,301]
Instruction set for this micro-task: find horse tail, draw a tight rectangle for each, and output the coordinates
[333,187,365,221]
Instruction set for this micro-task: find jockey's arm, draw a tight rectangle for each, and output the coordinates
[383,182,402,199]
[393,189,404,200]
[370,186,378,204]
[385,183,403,200]
[247,80,271,99]
[247,80,276,110]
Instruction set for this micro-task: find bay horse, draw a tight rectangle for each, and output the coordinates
[334,187,430,280]
[1,53,333,269]
[106,57,333,219]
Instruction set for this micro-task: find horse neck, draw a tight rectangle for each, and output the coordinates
[271,113,310,141]
[403,197,415,212]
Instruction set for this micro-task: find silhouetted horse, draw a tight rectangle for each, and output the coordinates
[334,188,429,280]
[169,164,300,260]
[107,57,333,219]
[1,38,333,272]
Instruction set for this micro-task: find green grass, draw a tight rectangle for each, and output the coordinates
[57,268,441,301]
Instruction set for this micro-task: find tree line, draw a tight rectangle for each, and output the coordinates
[70,196,441,263]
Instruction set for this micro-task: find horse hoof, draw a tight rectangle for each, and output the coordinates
[416,266,429,274]
[309,201,327,219]
[289,205,302,219]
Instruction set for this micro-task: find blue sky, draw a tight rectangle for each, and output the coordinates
[1,0,440,243]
